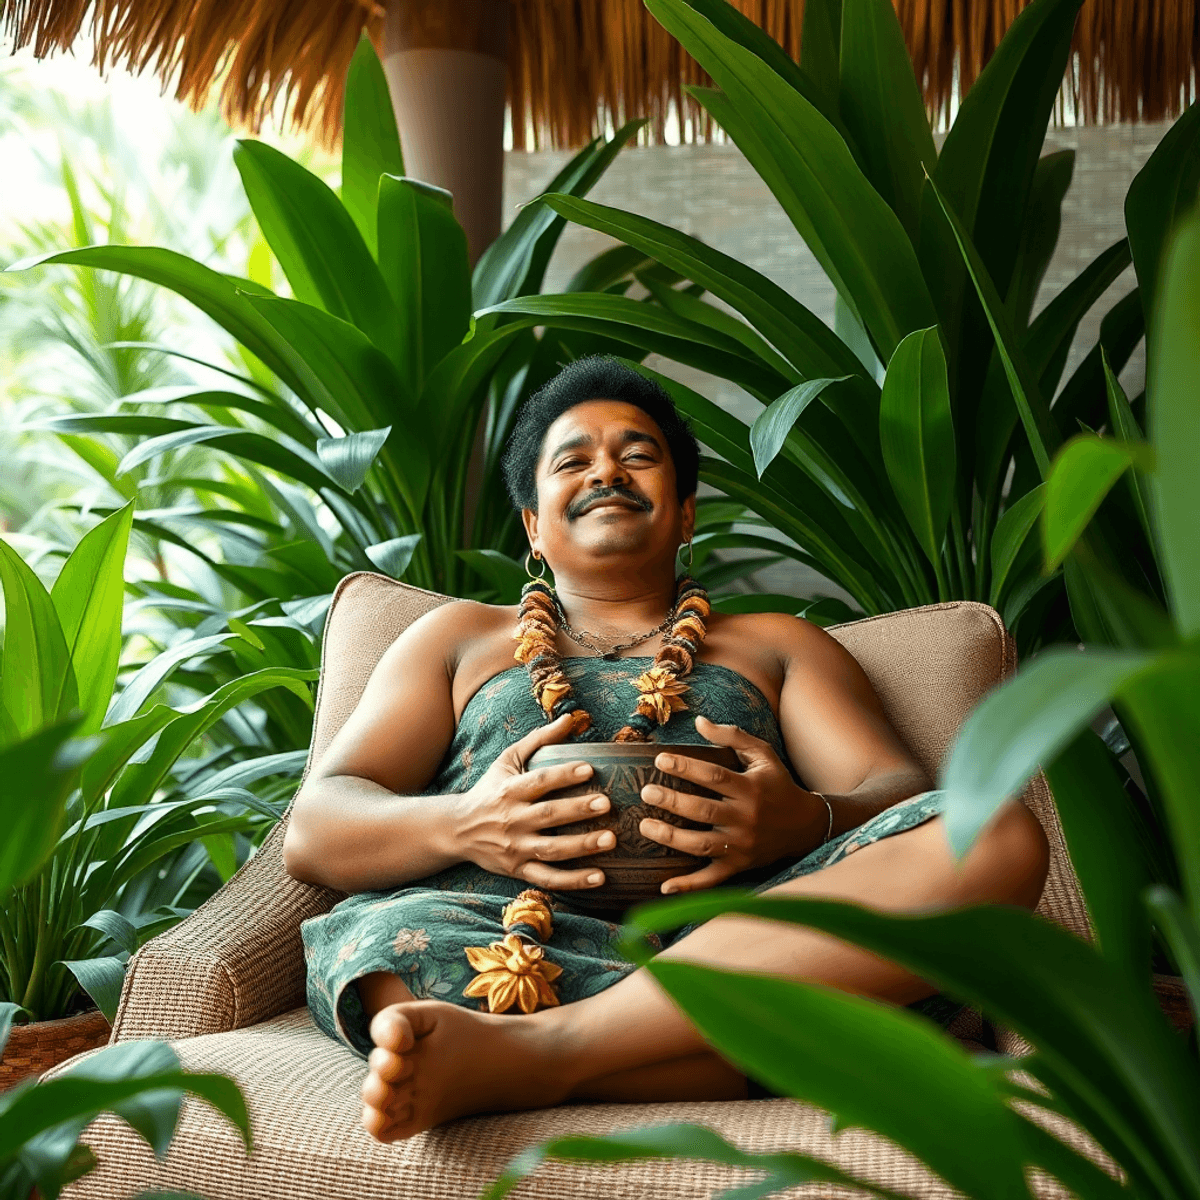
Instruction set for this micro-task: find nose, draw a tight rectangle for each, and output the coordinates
[586,450,630,490]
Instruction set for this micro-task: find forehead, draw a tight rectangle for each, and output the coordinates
[538,400,664,462]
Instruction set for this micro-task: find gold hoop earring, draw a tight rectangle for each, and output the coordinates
[524,551,547,581]
[679,540,694,569]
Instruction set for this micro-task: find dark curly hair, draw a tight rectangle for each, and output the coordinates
[501,357,700,511]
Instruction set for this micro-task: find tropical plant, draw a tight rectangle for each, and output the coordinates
[0,503,315,1022]
[0,720,250,1200]
[5,36,674,610]
[483,0,1178,652]
[485,203,1200,1200]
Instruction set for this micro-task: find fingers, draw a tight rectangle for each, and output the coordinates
[653,748,746,796]
[640,781,722,825]
[693,716,775,766]
[508,713,577,764]
[526,793,611,829]
[526,828,616,861]
[519,860,607,891]
[660,859,737,895]
[509,760,596,802]
[639,815,732,859]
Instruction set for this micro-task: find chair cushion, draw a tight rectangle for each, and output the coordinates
[63,1009,960,1200]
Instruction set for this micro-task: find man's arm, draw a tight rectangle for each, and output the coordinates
[774,614,932,837]
[282,602,474,892]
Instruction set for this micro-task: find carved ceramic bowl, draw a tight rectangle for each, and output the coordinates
[525,742,741,915]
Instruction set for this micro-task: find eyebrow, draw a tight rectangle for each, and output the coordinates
[546,428,662,461]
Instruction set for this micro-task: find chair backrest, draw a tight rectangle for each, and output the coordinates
[302,574,1089,937]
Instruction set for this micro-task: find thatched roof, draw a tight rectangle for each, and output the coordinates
[3,0,1197,147]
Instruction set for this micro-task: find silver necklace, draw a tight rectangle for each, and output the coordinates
[556,604,677,661]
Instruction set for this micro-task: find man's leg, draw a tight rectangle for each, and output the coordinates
[360,803,1048,1138]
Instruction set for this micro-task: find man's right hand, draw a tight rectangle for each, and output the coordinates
[453,714,614,890]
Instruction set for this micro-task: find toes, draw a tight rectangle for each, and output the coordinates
[362,1100,418,1143]
[369,1003,416,1053]
[368,1045,412,1084]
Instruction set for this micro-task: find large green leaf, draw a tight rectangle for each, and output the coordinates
[1044,730,1152,978]
[1006,150,1075,329]
[50,504,133,735]
[0,539,78,736]
[114,425,340,498]
[105,632,237,726]
[243,294,429,517]
[544,194,864,383]
[878,328,955,571]
[340,34,404,257]
[625,894,1200,1200]
[1125,102,1200,331]
[1147,205,1200,638]
[988,485,1044,605]
[1120,659,1200,919]
[0,1040,250,1165]
[1145,887,1200,1024]
[1102,352,1154,545]
[115,384,319,446]
[647,0,936,360]
[800,0,843,123]
[473,121,645,308]
[1042,435,1147,571]
[483,1123,896,1200]
[479,293,788,401]
[646,964,1031,1200]
[315,428,392,494]
[922,0,1084,400]
[59,956,125,1024]
[0,717,95,894]
[233,140,398,356]
[750,378,851,476]
[377,175,471,395]
[926,174,1058,475]
[837,0,937,242]
[940,645,1160,854]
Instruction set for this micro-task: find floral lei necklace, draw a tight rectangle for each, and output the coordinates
[461,573,711,1014]
[512,573,711,743]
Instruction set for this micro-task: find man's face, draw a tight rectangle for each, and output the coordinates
[523,399,693,569]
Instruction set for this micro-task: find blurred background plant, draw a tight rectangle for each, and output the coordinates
[0,713,251,1200]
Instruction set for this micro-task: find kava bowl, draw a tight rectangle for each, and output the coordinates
[525,741,741,916]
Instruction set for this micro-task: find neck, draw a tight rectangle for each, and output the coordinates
[550,564,679,633]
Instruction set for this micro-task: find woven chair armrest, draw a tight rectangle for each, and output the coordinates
[111,814,342,1041]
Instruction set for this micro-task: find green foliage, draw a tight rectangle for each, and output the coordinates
[511,0,1193,651]
[8,37,657,608]
[0,1035,250,1200]
[0,510,315,1019]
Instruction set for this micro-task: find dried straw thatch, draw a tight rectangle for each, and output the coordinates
[3,0,1197,147]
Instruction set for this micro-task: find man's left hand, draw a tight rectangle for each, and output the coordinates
[639,715,827,894]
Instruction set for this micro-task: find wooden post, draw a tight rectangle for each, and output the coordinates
[382,0,509,266]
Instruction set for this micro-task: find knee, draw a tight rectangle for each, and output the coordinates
[971,801,1050,909]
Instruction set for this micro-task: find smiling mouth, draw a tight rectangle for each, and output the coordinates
[583,498,644,515]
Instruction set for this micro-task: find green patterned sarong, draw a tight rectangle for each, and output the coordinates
[301,657,948,1056]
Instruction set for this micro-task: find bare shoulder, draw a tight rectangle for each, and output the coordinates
[707,608,851,669]
[380,597,517,673]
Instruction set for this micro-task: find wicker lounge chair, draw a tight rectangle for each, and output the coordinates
[56,573,1092,1199]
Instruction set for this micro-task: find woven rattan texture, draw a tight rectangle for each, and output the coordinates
[71,581,1095,1199]
[829,601,1089,942]
[0,1009,110,1091]
[62,1008,965,1200]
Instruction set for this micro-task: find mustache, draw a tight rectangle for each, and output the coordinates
[566,485,653,521]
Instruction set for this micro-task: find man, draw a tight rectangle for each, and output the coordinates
[283,357,1049,1142]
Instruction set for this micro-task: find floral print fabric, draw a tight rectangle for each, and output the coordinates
[300,657,950,1057]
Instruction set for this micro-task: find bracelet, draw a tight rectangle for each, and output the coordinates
[814,792,834,844]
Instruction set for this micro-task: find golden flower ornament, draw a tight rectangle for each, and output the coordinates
[631,666,690,725]
[462,934,563,1013]
[502,889,555,940]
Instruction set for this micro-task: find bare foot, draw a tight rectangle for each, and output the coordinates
[360,1001,571,1141]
